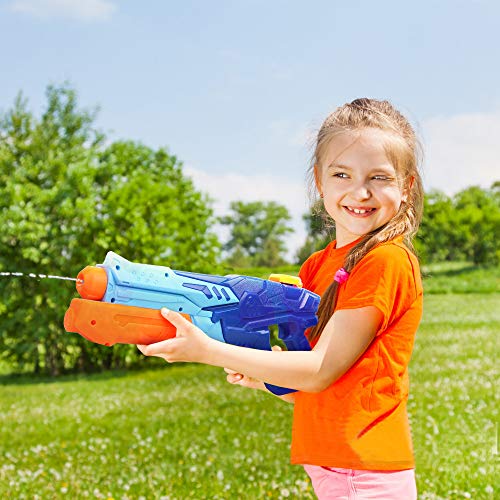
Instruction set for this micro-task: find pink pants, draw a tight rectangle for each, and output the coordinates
[303,465,417,499]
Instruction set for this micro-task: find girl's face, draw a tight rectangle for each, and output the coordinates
[315,128,408,248]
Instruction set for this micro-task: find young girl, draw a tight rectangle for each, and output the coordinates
[139,98,424,499]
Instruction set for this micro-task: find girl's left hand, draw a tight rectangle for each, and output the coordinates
[137,308,213,363]
[223,345,282,391]
[224,368,266,391]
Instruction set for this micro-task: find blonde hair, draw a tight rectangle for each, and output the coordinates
[307,98,424,343]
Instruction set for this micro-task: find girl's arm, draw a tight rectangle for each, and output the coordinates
[138,305,382,393]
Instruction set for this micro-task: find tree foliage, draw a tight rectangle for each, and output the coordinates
[0,84,219,375]
[298,185,500,266]
[295,201,334,264]
[219,201,293,267]
[416,185,500,265]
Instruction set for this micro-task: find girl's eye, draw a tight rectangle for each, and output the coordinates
[333,172,349,178]
[372,175,390,181]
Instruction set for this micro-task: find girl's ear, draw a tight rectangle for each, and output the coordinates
[402,176,415,202]
[314,164,323,197]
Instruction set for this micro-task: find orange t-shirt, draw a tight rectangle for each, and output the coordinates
[291,236,423,470]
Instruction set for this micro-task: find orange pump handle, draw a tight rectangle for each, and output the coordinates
[76,266,108,300]
[64,298,191,346]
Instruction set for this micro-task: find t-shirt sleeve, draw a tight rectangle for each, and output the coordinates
[298,259,311,290]
[298,248,323,291]
[335,244,417,333]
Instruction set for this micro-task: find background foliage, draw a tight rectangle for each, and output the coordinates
[296,185,500,266]
[219,200,293,268]
[0,85,219,375]
[0,84,499,378]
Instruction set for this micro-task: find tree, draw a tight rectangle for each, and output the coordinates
[415,190,459,262]
[452,185,499,265]
[416,186,499,265]
[0,84,219,375]
[298,184,500,266]
[296,202,334,264]
[219,201,293,267]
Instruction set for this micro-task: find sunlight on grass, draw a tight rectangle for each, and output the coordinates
[411,294,499,499]
[0,365,313,498]
[0,291,498,498]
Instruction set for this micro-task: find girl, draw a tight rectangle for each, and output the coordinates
[139,98,424,499]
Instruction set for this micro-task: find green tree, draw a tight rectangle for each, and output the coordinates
[415,190,459,262]
[219,201,293,267]
[452,185,500,265]
[0,84,219,375]
[416,186,499,265]
[296,202,334,264]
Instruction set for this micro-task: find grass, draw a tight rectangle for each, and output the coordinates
[0,365,308,499]
[0,266,498,498]
[421,262,499,294]
[410,294,498,499]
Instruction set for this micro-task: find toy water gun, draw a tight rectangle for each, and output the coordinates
[64,252,320,395]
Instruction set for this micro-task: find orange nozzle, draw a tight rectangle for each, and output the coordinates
[76,266,108,300]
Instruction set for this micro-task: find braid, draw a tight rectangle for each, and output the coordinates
[306,98,423,344]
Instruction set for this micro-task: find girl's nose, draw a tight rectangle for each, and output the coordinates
[351,182,371,200]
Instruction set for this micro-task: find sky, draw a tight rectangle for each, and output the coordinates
[1,0,499,259]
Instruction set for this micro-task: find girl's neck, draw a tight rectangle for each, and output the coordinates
[335,235,364,248]
[334,235,364,249]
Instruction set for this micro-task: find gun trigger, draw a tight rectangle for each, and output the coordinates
[268,274,302,288]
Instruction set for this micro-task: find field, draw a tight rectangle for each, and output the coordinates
[0,263,498,499]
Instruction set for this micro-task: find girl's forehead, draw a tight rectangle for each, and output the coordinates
[322,128,394,167]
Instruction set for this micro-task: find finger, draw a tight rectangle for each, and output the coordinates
[161,308,192,331]
[224,368,238,375]
[271,345,283,352]
[226,373,243,384]
[137,337,179,357]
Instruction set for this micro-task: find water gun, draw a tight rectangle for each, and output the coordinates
[64,252,320,395]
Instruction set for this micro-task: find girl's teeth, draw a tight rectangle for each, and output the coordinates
[347,207,372,214]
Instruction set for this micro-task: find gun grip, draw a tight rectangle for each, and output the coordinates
[278,323,312,352]
[264,382,296,395]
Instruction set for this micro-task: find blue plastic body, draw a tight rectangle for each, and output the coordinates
[97,252,320,395]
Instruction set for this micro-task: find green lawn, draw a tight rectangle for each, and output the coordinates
[0,267,498,498]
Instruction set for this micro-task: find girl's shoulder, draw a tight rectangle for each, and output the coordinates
[352,238,422,293]
[364,237,419,268]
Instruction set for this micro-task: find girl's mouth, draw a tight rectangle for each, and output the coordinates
[343,206,377,217]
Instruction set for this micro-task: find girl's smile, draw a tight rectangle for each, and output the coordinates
[343,206,377,216]
[315,128,408,247]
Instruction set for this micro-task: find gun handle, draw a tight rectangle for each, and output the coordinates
[264,382,296,395]
[278,322,312,352]
[261,322,313,395]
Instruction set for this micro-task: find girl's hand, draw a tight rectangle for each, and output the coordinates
[223,345,283,392]
[224,368,267,391]
[137,308,214,364]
